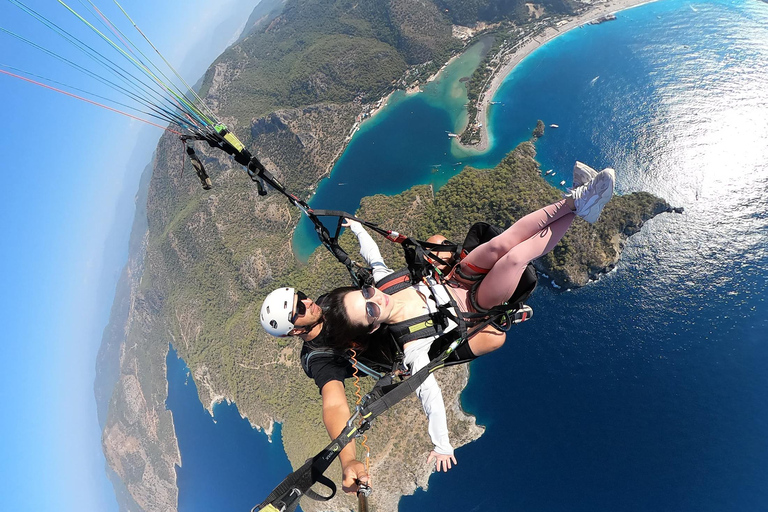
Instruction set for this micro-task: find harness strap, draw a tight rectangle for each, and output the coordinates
[387,313,445,347]
[417,273,468,355]
[251,420,357,512]
[468,281,491,315]
[376,269,411,294]
[244,173,374,286]
[304,474,336,501]
[179,137,371,286]
[464,262,538,321]
[462,261,490,274]
[454,264,485,282]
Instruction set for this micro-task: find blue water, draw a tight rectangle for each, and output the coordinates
[398,0,768,511]
[166,347,294,512]
[170,0,768,511]
[293,38,501,260]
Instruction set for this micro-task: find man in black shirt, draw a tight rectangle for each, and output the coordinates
[260,287,368,494]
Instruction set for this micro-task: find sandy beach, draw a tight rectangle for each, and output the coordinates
[467,0,659,152]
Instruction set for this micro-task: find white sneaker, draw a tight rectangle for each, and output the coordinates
[572,161,598,188]
[569,168,615,224]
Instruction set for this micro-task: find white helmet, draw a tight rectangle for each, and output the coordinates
[260,287,297,337]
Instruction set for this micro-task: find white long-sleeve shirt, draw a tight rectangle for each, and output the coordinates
[349,222,454,455]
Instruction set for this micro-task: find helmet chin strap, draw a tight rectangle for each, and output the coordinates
[295,319,323,339]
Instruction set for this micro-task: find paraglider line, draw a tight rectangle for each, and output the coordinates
[0,62,186,127]
[0,68,182,135]
[112,0,217,122]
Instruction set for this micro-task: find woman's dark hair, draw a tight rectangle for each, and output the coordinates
[322,286,373,350]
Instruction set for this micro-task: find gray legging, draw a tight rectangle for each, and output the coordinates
[460,199,574,310]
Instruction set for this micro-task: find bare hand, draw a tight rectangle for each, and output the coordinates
[341,218,361,229]
[427,450,457,472]
[342,459,369,493]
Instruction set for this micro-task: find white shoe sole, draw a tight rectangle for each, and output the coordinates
[577,168,615,224]
[573,161,598,188]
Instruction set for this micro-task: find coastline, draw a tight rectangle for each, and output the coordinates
[351,48,474,140]
[466,0,659,152]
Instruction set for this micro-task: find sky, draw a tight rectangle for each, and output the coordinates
[0,0,260,510]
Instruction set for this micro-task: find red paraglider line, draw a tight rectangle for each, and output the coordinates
[0,68,182,135]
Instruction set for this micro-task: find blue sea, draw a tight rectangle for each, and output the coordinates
[166,347,293,512]
[167,0,768,510]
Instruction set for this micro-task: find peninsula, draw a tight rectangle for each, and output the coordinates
[458,0,659,150]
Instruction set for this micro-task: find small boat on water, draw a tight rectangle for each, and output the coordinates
[549,124,559,128]
[447,133,458,138]
[560,180,566,186]
[545,169,554,175]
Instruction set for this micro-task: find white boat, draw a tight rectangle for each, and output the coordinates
[549,124,559,128]
[447,133,458,138]
[545,169,554,175]
[560,180,566,186]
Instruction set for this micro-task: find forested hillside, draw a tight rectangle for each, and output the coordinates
[435,0,578,25]
[199,0,459,125]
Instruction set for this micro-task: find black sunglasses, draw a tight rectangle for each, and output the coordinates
[361,286,381,324]
[290,291,309,324]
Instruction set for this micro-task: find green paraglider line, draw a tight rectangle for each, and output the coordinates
[56,0,215,127]
[4,1,170,115]
[0,26,197,131]
[57,0,209,124]
[3,0,206,131]
[82,0,213,128]
[112,0,219,123]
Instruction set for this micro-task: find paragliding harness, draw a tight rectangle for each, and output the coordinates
[300,222,538,386]
[376,222,538,353]
[184,127,537,512]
